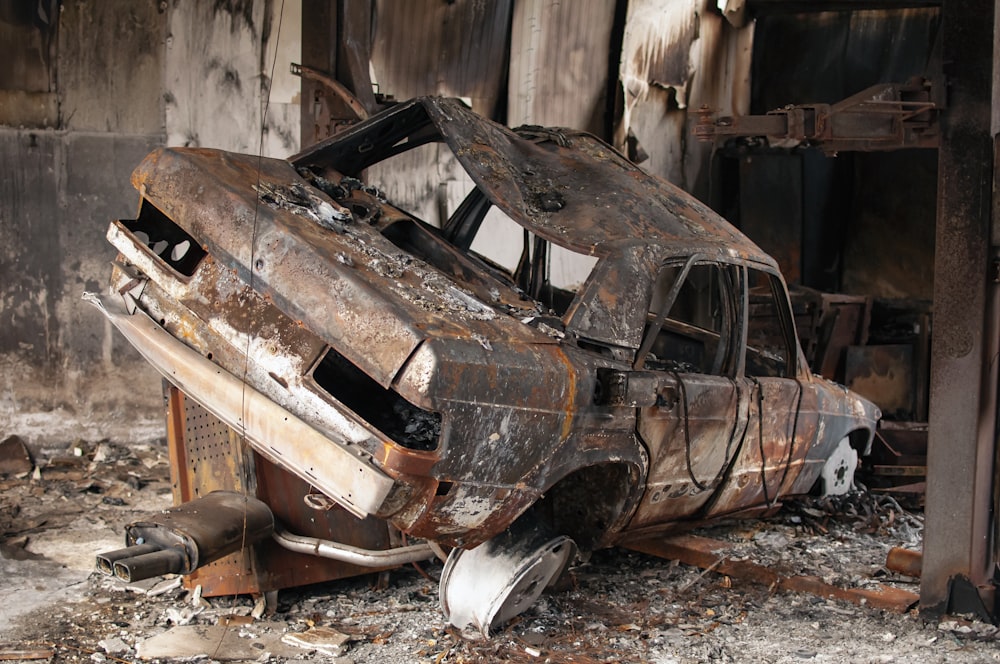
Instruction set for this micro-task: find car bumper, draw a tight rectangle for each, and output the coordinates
[84,291,396,519]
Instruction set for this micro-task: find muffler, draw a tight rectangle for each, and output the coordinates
[96,490,274,583]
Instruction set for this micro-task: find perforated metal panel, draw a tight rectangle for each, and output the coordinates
[166,385,257,593]
[182,397,246,497]
[164,384,397,597]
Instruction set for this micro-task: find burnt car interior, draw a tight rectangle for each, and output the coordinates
[297,103,597,323]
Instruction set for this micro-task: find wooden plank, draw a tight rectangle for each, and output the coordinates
[0,646,55,661]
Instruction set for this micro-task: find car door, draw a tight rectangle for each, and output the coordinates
[699,266,814,519]
[627,257,750,529]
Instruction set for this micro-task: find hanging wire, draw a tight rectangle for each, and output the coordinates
[210,5,286,657]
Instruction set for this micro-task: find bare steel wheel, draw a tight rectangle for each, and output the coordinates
[820,437,858,496]
[439,519,576,637]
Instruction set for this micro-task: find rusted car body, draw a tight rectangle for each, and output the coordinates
[91,97,878,633]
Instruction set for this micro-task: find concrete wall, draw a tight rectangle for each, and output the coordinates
[1,0,299,445]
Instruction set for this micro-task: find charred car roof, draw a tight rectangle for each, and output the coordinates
[292,96,775,266]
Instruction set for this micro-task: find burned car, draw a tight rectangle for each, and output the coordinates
[89,97,879,635]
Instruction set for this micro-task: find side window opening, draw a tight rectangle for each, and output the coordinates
[745,269,795,378]
[467,207,597,316]
[372,169,596,318]
[638,260,737,376]
[306,121,598,319]
[312,347,442,451]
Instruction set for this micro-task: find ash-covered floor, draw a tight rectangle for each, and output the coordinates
[1,434,998,664]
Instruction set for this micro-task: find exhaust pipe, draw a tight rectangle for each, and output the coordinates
[113,549,187,583]
[271,527,435,567]
[96,491,274,583]
[96,543,159,575]
[98,490,439,584]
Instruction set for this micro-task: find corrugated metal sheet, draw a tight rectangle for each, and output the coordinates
[751,8,939,110]
[507,0,617,134]
[746,8,939,296]
[370,0,512,116]
[364,0,513,225]
[620,0,699,112]
[617,0,752,197]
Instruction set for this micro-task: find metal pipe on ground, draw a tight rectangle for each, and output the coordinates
[887,547,923,578]
[272,528,435,567]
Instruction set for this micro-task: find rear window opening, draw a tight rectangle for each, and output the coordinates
[312,347,442,451]
[122,199,207,277]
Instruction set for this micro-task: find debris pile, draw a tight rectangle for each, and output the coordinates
[0,435,998,663]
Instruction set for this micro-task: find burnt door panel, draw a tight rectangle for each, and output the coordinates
[701,267,811,518]
[631,373,743,527]
[628,260,745,529]
[699,376,805,518]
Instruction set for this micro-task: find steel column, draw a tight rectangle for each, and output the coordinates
[920,0,999,620]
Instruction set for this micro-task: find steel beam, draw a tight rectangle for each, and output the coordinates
[920,0,999,621]
[626,535,919,613]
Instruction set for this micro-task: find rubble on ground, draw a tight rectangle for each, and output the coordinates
[0,435,997,663]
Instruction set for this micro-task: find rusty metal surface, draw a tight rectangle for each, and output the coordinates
[845,345,915,420]
[290,62,369,140]
[103,96,880,559]
[88,292,395,519]
[814,294,872,382]
[165,388,398,596]
[165,386,260,595]
[626,534,919,613]
[695,80,940,153]
[887,547,923,578]
[921,0,998,621]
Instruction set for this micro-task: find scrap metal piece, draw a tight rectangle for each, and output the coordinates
[887,547,923,578]
[0,435,33,476]
[83,292,395,519]
[290,62,370,123]
[625,534,919,613]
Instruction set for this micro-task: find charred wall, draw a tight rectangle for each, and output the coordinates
[0,0,300,445]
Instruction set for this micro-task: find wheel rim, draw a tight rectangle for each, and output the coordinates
[820,437,858,496]
[439,523,575,637]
